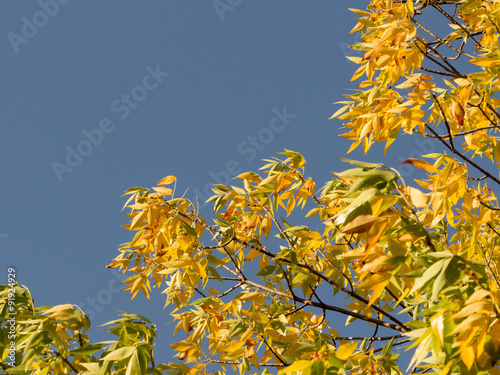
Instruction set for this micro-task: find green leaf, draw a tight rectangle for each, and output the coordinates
[388,239,408,256]
[283,225,309,233]
[327,354,345,371]
[207,255,226,266]
[432,257,452,300]
[335,188,380,225]
[336,168,396,183]
[311,360,325,375]
[69,343,105,356]
[339,158,385,169]
[207,266,223,282]
[101,346,135,361]
[103,311,152,325]
[181,222,198,237]
[405,320,427,329]
[228,321,247,339]
[335,201,373,227]
[126,351,142,375]
[305,207,321,218]
[381,337,394,357]
[407,333,432,371]
[410,257,449,295]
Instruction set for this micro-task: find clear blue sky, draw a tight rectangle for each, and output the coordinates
[2,0,427,366]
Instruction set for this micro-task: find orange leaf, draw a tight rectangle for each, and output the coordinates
[399,158,438,173]
[157,175,176,185]
[365,219,388,252]
[341,215,381,234]
[452,100,465,126]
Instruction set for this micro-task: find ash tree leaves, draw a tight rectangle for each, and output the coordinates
[103,150,427,374]
[3,0,500,374]
[331,0,500,373]
[0,288,162,375]
[104,149,454,374]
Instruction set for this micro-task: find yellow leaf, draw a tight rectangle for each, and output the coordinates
[336,342,358,360]
[431,313,445,346]
[490,364,500,375]
[338,247,366,259]
[247,311,269,324]
[358,273,391,306]
[341,215,381,234]
[152,186,173,196]
[44,304,75,314]
[345,56,363,64]
[454,78,469,87]
[239,291,263,301]
[222,340,244,353]
[248,353,260,369]
[283,360,313,374]
[490,322,500,350]
[130,277,142,299]
[130,210,147,230]
[346,140,361,154]
[286,195,296,217]
[451,314,485,334]
[368,275,391,307]
[261,216,272,238]
[330,105,349,119]
[245,248,262,261]
[43,304,80,320]
[366,219,388,252]
[460,345,475,370]
[402,186,429,208]
[465,289,491,305]
[407,0,414,13]
[348,8,371,17]
[451,301,492,320]
[157,175,176,185]
[140,282,150,299]
[407,333,432,371]
[360,256,396,273]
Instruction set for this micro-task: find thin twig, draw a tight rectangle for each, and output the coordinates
[424,123,500,185]
[206,358,286,367]
[420,67,459,77]
[411,16,473,60]
[54,351,79,373]
[431,93,454,151]
[216,282,243,298]
[432,3,482,47]
[333,334,404,341]
[172,208,407,327]
[261,335,288,366]
[420,126,497,139]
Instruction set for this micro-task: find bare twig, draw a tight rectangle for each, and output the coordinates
[333,334,404,341]
[216,282,243,298]
[206,358,287,367]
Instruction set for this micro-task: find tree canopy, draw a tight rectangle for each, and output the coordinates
[3,0,500,374]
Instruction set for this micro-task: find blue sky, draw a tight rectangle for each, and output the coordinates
[1,0,430,366]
